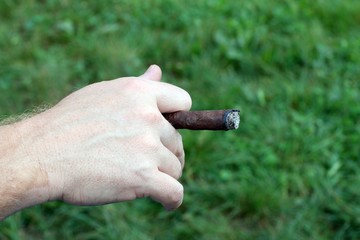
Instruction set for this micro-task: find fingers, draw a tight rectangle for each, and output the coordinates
[159,121,185,169]
[139,65,162,81]
[146,171,184,210]
[139,65,192,113]
[148,122,184,179]
[138,131,184,210]
[131,107,185,172]
[156,144,183,180]
[154,83,192,113]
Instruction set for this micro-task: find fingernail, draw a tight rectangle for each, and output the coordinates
[147,65,156,72]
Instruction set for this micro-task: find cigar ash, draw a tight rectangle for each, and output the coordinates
[224,110,240,130]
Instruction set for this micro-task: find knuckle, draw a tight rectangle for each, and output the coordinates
[123,77,147,92]
[141,110,163,125]
[140,135,160,152]
[174,166,183,180]
[173,132,185,167]
[168,184,184,206]
[176,147,185,160]
[178,152,185,170]
[175,131,183,142]
[183,91,192,110]
[169,158,183,180]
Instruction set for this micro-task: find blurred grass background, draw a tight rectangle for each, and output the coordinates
[1,0,360,239]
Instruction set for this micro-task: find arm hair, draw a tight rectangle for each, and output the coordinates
[0,104,50,126]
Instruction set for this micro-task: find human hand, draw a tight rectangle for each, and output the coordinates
[11,65,191,214]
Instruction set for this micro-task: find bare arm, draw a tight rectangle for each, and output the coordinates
[0,65,192,220]
[0,112,52,220]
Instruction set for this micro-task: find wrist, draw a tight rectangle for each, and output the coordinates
[0,117,50,220]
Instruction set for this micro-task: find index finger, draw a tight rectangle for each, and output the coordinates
[148,81,192,113]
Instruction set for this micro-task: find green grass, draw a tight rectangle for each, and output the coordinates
[1,0,360,239]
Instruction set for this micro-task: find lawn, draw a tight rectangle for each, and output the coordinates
[0,0,359,239]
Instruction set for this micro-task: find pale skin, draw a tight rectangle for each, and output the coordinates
[0,65,192,221]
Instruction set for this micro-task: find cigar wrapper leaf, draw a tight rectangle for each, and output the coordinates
[163,110,240,131]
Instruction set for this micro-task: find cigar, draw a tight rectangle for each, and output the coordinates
[163,110,240,130]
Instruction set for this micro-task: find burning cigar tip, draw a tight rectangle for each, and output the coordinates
[224,110,240,130]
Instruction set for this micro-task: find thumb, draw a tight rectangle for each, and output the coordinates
[139,64,162,81]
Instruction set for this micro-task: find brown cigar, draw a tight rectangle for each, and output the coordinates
[163,110,240,130]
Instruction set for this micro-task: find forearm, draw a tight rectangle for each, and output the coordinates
[0,119,49,220]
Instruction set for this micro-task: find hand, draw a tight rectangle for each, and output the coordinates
[0,65,191,219]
